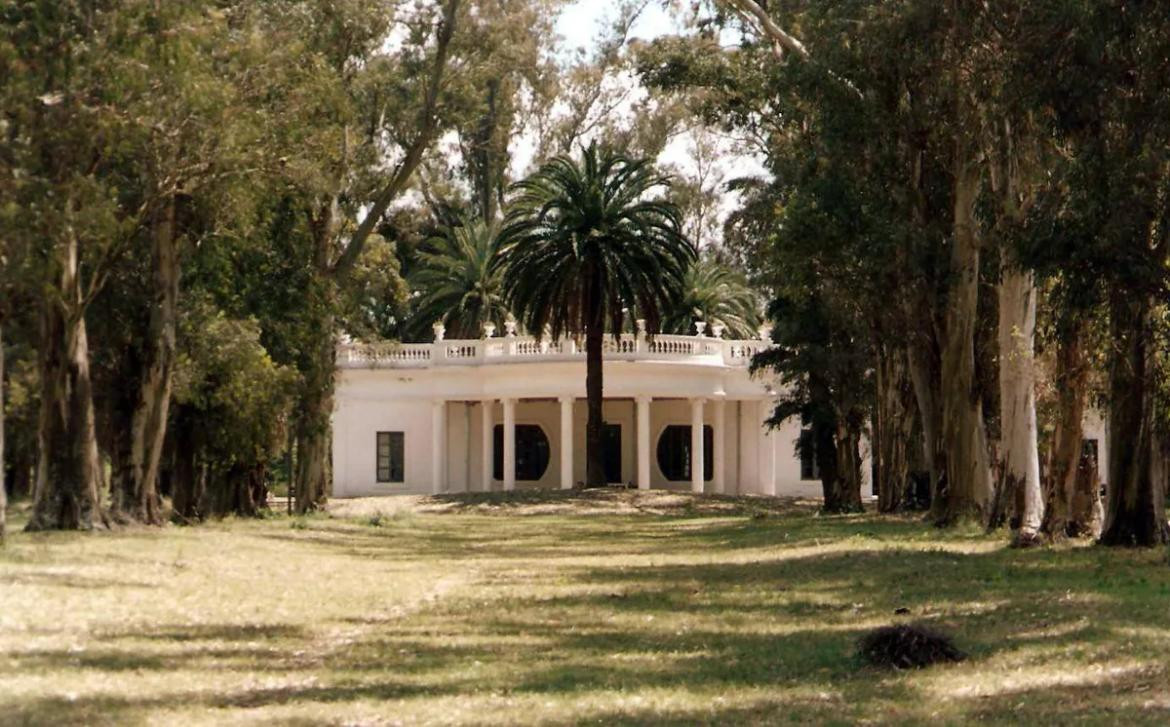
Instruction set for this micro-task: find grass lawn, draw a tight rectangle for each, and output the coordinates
[2,490,1170,726]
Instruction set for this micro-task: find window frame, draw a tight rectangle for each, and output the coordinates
[655,424,713,482]
[376,431,405,483]
[493,424,552,482]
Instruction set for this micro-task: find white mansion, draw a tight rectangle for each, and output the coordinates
[331,320,831,498]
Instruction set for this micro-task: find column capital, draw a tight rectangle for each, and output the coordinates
[635,394,653,405]
[690,396,707,405]
[558,395,575,404]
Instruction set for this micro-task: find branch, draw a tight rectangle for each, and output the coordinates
[331,0,461,278]
[722,0,809,60]
[719,0,863,100]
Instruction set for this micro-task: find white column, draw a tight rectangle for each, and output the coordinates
[503,398,516,491]
[431,400,447,494]
[691,397,705,494]
[760,399,777,496]
[559,397,574,489]
[636,396,652,490]
[713,399,726,494]
[481,399,493,491]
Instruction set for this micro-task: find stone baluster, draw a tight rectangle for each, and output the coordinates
[504,316,517,356]
[432,321,446,363]
[481,322,495,362]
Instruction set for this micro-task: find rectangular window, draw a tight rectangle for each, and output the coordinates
[376,431,404,483]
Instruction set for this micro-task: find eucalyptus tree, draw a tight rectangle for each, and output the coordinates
[664,255,761,339]
[254,0,462,512]
[409,218,509,340]
[170,298,297,521]
[1014,0,1170,546]
[2,1,155,530]
[499,143,695,488]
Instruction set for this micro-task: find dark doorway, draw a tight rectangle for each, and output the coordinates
[603,423,622,483]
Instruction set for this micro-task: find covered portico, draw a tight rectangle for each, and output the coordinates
[332,322,814,498]
[429,394,780,495]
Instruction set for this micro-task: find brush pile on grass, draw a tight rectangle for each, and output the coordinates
[858,624,966,669]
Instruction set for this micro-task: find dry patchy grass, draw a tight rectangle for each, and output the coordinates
[2,491,1170,725]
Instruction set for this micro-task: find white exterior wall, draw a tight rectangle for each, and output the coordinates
[332,399,434,497]
[333,392,832,499]
[331,339,865,499]
[1082,407,1109,485]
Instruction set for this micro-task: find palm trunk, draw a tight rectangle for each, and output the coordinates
[1099,290,1169,546]
[121,197,179,525]
[1041,316,1096,538]
[993,265,1042,543]
[27,240,103,531]
[934,155,993,526]
[584,310,605,488]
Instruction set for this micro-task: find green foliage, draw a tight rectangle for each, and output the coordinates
[499,142,696,338]
[663,254,762,339]
[173,298,297,477]
[407,217,509,341]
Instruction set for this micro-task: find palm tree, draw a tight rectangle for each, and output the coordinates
[664,255,763,339]
[408,217,508,340]
[499,143,695,487]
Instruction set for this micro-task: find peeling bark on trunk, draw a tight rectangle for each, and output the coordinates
[934,157,993,526]
[294,304,334,514]
[1099,291,1169,546]
[992,265,1042,543]
[1041,317,1098,539]
[907,327,944,508]
[875,343,915,512]
[294,383,332,513]
[1,321,6,544]
[120,197,179,525]
[27,238,103,530]
[831,420,864,513]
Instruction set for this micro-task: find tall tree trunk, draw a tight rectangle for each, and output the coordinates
[1,321,6,545]
[1041,316,1097,538]
[907,326,944,509]
[992,265,1042,543]
[171,412,203,523]
[27,238,103,531]
[875,343,915,512]
[831,418,864,513]
[584,310,605,488]
[294,307,334,514]
[934,155,993,526]
[121,197,178,524]
[1099,291,1169,546]
[815,418,842,512]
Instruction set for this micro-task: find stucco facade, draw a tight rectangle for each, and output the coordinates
[331,326,832,498]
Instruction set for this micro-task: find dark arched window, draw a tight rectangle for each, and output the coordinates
[493,424,551,481]
[656,425,713,482]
